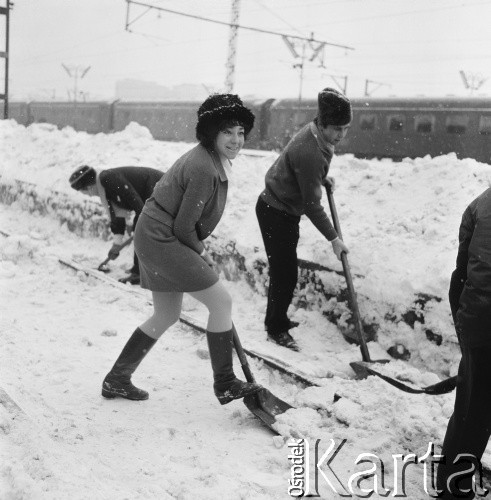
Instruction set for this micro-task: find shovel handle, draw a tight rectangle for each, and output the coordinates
[325,185,372,363]
[97,236,134,271]
[231,324,257,384]
[97,257,111,270]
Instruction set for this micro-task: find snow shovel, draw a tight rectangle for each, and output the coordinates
[97,236,134,272]
[232,325,293,433]
[351,362,457,395]
[325,185,456,395]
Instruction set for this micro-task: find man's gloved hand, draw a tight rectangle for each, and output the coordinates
[324,176,336,192]
[331,237,349,261]
[108,243,123,260]
[125,224,134,236]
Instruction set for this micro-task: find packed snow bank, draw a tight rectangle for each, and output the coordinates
[2,119,491,375]
[2,120,491,498]
[0,213,481,500]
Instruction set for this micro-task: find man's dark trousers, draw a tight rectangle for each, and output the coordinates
[256,197,300,335]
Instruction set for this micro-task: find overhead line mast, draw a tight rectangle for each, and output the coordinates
[224,0,240,93]
[124,0,355,93]
[0,0,11,119]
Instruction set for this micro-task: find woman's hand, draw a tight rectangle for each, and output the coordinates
[201,250,215,268]
[324,176,336,192]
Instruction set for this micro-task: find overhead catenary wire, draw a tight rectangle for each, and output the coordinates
[125,0,355,51]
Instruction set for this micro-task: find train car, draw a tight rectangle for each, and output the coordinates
[265,96,491,163]
[0,101,30,126]
[3,96,491,164]
[112,99,267,148]
[342,96,491,164]
[26,101,113,134]
[112,101,197,142]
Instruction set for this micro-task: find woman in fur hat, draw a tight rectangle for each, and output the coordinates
[101,93,263,406]
[256,87,352,351]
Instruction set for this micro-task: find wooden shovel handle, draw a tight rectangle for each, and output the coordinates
[325,185,372,362]
[97,236,134,270]
[231,324,257,384]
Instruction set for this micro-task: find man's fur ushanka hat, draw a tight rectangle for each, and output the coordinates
[317,87,352,127]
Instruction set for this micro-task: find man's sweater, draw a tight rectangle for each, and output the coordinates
[259,122,337,241]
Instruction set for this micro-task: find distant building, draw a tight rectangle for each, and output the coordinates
[115,79,209,101]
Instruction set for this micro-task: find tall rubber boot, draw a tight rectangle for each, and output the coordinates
[206,329,263,405]
[102,327,157,401]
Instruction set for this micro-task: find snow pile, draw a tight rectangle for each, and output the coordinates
[2,119,491,499]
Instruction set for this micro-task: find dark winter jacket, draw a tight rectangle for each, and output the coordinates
[259,121,337,241]
[99,166,163,235]
[449,187,491,345]
[142,144,228,255]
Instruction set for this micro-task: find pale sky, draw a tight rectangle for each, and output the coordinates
[3,0,491,101]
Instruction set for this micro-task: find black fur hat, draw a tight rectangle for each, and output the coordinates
[196,93,255,145]
[69,165,96,191]
[317,87,352,127]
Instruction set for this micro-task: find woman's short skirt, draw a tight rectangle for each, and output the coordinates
[134,212,219,292]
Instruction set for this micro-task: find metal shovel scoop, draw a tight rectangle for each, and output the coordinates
[232,326,293,433]
[325,186,456,395]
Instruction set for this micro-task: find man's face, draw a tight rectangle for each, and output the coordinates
[80,184,98,197]
[320,123,351,146]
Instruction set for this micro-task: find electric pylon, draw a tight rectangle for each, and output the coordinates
[224,0,241,92]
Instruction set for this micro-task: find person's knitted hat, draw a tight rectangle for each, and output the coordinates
[196,93,255,145]
[317,87,352,127]
[69,165,96,191]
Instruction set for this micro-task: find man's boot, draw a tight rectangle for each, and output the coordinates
[267,330,299,351]
[118,272,140,285]
[206,329,263,405]
[102,328,157,401]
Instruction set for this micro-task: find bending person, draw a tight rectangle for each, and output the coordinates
[69,165,164,284]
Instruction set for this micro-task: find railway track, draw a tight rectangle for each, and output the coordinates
[57,255,321,388]
[0,226,319,388]
[3,228,491,491]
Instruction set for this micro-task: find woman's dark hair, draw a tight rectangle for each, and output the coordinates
[195,93,255,148]
[198,118,249,149]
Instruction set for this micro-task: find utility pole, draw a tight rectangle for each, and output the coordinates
[0,0,11,119]
[224,0,240,92]
[125,1,354,98]
[62,63,91,102]
[459,70,487,95]
[364,79,390,97]
[322,74,348,95]
[282,32,327,105]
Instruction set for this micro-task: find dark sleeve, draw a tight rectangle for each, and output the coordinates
[449,206,474,323]
[173,164,215,253]
[291,150,337,241]
[101,170,146,235]
[110,173,145,214]
[111,216,126,235]
[465,206,491,316]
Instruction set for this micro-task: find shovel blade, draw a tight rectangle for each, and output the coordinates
[243,388,293,433]
[350,360,390,379]
[422,375,457,395]
[351,361,457,395]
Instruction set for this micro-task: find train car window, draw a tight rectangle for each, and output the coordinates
[478,116,491,135]
[414,115,435,133]
[359,114,376,131]
[387,115,405,132]
[446,115,469,134]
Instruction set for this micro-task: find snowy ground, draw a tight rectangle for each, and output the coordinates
[2,120,491,499]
